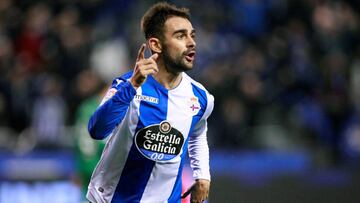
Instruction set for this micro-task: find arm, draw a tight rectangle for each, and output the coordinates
[183,94,214,202]
[182,120,211,202]
[88,79,136,140]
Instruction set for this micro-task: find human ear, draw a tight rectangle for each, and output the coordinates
[148,38,162,53]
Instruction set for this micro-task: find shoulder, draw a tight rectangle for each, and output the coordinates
[110,71,133,88]
[183,73,214,103]
[183,73,209,93]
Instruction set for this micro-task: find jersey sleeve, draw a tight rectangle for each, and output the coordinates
[188,92,214,181]
[88,72,136,140]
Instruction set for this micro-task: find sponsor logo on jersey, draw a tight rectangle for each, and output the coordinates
[135,121,184,162]
[134,94,159,104]
[188,96,201,115]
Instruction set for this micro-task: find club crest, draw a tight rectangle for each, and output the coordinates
[188,96,201,115]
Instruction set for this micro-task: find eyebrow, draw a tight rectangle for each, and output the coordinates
[172,29,196,35]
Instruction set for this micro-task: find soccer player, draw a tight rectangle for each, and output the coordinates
[86,2,214,203]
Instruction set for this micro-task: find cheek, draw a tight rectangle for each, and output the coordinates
[166,47,182,59]
[167,41,185,53]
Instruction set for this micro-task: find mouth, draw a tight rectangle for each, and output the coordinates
[185,51,196,62]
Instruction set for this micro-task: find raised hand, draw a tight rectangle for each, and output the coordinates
[130,43,159,88]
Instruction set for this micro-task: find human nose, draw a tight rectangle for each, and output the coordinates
[187,36,196,48]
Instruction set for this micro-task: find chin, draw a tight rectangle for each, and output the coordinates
[182,60,194,71]
[182,64,193,72]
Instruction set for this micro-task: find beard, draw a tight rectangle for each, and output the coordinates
[162,45,193,73]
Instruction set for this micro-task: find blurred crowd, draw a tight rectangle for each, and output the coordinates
[0,0,360,167]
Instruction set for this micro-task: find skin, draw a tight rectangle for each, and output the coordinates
[130,16,210,202]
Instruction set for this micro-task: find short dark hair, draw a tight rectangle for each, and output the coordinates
[141,2,190,40]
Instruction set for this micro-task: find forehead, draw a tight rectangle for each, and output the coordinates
[164,16,193,34]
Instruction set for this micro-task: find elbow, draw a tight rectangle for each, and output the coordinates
[88,120,105,140]
[88,128,104,140]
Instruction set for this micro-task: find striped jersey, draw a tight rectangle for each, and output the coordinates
[86,71,214,203]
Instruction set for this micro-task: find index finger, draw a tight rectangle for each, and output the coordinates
[137,43,146,61]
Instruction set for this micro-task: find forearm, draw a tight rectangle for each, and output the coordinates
[188,128,211,181]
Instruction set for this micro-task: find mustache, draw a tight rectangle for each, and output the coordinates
[183,48,196,55]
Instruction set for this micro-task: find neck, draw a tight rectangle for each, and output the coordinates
[153,59,183,90]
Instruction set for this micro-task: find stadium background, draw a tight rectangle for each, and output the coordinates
[0,0,360,202]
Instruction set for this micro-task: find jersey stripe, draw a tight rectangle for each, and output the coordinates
[112,76,169,202]
[140,76,195,202]
[167,81,208,202]
[167,139,189,203]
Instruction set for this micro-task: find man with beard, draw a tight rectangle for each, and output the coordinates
[86,2,214,203]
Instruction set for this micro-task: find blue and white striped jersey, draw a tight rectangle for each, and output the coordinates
[86,71,214,203]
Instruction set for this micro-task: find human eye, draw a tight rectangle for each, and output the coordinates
[176,33,186,39]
